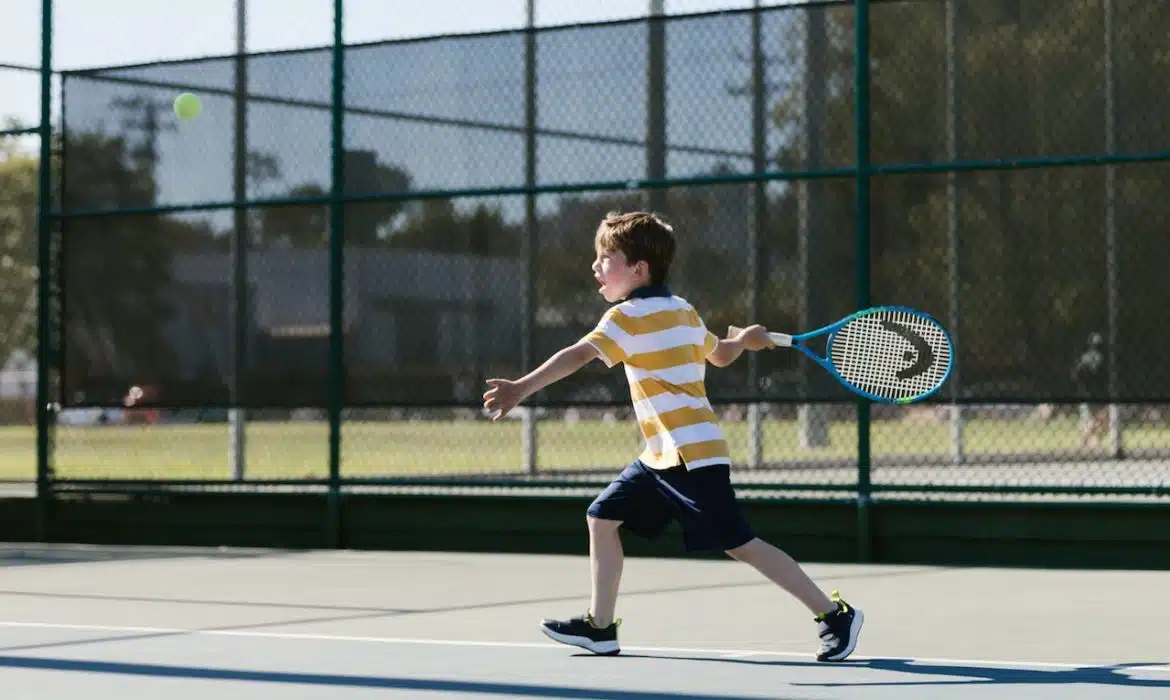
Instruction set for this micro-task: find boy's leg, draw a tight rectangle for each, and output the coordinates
[647,463,830,611]
[539,461,670,656]
[726,537,864,661]
[725,538,865,664]
[726,538,834,615]
[588,515,623,627]
[663,463,864,662]
[538,514,624,655]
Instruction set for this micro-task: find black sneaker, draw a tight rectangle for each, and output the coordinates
[815,590,864,662]
[539,613,621,655]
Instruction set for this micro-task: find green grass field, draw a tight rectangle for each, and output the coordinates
[1,416,1167,481]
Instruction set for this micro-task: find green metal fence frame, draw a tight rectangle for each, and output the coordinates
[35,0,55,542]
[24,0,1170,548]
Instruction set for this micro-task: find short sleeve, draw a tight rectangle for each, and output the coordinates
[582,308,630,368]
[691,309,718,358]
[702,329,718,357]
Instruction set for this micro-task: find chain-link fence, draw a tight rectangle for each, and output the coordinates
[1,4,49,487]
[22,0,1170,505]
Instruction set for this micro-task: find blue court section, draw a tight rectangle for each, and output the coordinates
[0,545,1167,699]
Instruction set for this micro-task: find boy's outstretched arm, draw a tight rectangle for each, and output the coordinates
[707,324,776,368]
[483,340,601,420]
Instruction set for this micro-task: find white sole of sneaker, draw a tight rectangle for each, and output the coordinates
[539,625,620,655]
[821,609,865,661]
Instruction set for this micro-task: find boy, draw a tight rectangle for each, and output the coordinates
[482,211,863,662]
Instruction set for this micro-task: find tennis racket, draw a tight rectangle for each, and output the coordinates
[729,306,954,405]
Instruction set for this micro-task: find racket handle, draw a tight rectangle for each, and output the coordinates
[727,325,792,347]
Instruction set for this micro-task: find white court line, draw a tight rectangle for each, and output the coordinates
[0,621,1167,674]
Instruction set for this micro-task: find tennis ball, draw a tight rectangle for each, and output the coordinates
[173,92,202,120]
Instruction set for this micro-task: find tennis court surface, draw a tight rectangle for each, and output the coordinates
[0,544,1166,699]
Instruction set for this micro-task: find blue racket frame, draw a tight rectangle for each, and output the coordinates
[732,305,955,405]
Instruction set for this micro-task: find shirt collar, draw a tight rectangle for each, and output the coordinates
[621,283,671,301]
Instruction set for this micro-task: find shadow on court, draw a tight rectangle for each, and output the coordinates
[0,655,791,700]
[603,653,1170,690]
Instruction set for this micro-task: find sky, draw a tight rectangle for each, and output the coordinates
[2,0,798,128]
[1,0,816,229]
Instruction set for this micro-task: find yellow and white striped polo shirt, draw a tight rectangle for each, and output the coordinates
[583,286,730,471]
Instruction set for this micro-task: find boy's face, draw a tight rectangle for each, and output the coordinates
[592,245,647,303]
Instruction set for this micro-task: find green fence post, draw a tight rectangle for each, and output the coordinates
[230,0,249,481]
[35,0,55,543]
[521,0,537,475]
[326,0,345,548]
[854,0,873,562]
[747,0,766,468]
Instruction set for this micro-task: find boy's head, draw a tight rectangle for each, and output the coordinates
[591,211,676,303]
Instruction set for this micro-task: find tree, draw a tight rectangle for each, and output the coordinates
[256,151,414,249]
[386,198,521,257]
[764,0,1170,400]
[259,183,329,249]
[2,121,228,404]
[0,131,38,361]
[61,130,218,404]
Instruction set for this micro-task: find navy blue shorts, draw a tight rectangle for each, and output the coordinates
[586,460,757,552]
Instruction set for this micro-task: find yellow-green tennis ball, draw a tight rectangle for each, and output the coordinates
[173,93,202,120]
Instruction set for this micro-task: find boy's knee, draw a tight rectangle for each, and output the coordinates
[726,544,750,561]
[587,514,622,534]
[725,537,762,562]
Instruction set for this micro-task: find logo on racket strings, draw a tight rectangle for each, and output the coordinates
[880,319,935,380]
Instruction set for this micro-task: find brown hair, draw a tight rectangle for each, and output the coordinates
[594,211,676,285]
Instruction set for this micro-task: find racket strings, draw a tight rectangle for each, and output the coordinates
[829,309,951,401]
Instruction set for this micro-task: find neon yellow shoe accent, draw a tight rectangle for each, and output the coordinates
[585,612,622,629]
[814,590,847,621]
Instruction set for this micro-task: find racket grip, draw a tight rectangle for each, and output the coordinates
[727,325,792,347]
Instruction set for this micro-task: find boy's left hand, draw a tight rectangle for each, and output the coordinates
[737,324,777,351]
[483,378,525,421]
